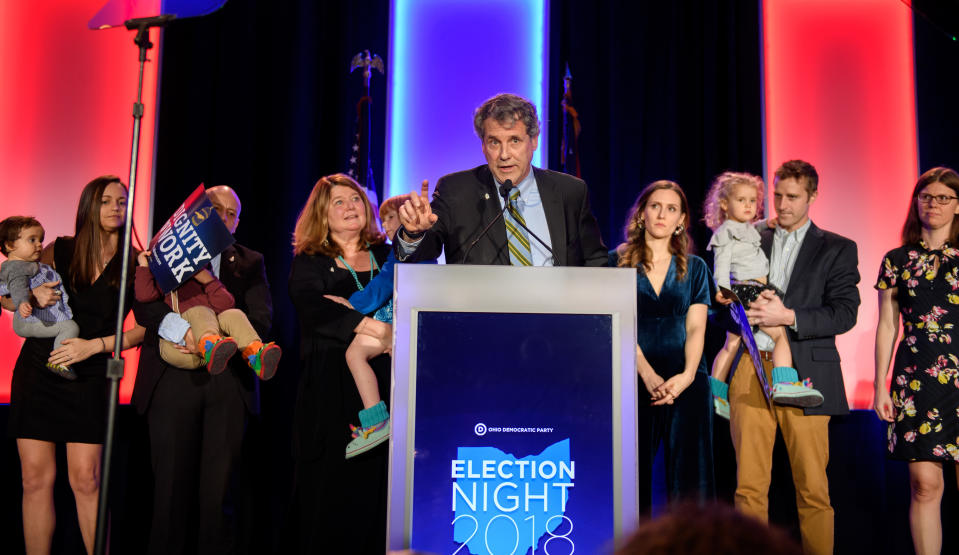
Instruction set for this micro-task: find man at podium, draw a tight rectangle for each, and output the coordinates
[395,93,607,267]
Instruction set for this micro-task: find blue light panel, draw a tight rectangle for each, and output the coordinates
[386,0,548,200]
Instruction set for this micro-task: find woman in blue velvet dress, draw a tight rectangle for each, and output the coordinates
[610,180,715,513]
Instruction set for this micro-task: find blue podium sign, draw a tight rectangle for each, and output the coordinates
[389,265,638,554]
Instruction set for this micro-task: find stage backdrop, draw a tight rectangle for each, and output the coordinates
[761,0,919,408]
[4,2,951,411]
[385,0,549,200]
[0,2,158,403]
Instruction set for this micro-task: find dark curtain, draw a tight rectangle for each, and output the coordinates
[915,11,959,172]
[547,0,764,252]
[153,1,390,552]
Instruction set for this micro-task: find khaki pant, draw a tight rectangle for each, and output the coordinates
[729,354,833,555]
[159,306,260,370]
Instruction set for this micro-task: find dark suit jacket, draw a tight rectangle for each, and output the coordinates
[761,222,860,416]
[398,165,608,266]
[132,243,273,414]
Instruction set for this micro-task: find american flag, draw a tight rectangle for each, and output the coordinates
[347,94,380,216]
[560,64,582,178]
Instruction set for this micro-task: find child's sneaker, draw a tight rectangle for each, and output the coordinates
[770,366,824,408]
[243,341,281,380]
[709,376,730,420]
[200,334,237,375]
[46,362,77,381]
[346,401,391,459]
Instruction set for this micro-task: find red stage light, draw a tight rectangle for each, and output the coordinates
[0,2,158,403]
[762,0,918,409]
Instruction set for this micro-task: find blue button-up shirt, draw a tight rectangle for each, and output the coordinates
[755,219,810,350]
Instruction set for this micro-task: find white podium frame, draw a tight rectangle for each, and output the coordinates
[387,264,639,552]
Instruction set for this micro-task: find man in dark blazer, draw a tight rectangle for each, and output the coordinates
[729,160,860,555]
[395,93,607,267]
[132,185,272,555]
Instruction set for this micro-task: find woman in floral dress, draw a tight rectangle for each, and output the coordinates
[875,166,959,555]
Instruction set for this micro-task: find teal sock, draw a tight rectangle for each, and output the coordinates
[358,400,389,428]
[771,366,799,384]
[709,376,729,400]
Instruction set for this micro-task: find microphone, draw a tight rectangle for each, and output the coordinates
[462,180,513,264]
[498,180,559,266]
[499,180,514,199]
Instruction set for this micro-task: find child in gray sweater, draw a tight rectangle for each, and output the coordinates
[703,173,822,418]
[0,216,79,379]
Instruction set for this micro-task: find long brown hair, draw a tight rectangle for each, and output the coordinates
[615,180,692,279]
[292,173,384,256]
[70,175,128,290]
[901,167,959,247]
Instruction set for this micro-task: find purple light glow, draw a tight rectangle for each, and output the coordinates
[386,0,548,201]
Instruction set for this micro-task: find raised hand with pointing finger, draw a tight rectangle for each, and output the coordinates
[398,179,437,240]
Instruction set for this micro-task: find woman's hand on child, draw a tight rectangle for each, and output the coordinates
[137,250,151,267]
[323,295,354,309]
[18,302,32,318]
[48,337,100,367]
[32,280,61,308]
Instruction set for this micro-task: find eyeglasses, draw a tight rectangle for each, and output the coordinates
[918,193,959,205]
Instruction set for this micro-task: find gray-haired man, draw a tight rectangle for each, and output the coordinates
[396,93,607,267]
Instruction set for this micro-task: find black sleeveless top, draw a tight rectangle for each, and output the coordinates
[8,237,135,443]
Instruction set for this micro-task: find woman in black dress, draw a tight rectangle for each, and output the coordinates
[288,174,392,554]
[874,167,959,555]
[3,175,143,554]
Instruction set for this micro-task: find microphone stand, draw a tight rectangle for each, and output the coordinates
[94,15,175,555]
[462,184,511,264]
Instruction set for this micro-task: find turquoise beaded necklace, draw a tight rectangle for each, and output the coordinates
[337,249,380,290]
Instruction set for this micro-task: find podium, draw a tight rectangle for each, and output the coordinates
[387,264,639,554]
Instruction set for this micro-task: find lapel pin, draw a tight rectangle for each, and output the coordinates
[229,256,235,262]
[484,193,490,200]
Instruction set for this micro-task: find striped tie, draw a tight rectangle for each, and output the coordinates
[505,189,533,266]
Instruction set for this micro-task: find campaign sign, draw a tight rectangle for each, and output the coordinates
[412,312,613,554]
[389,264,639,555]
[146,185,234,293]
